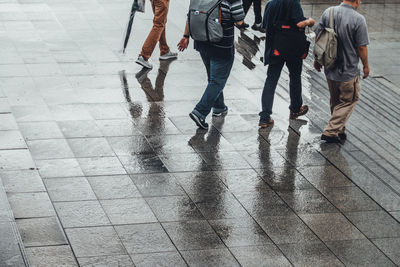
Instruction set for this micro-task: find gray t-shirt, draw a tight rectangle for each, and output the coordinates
[315,3,369,82]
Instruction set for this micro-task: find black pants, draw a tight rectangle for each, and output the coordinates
[243,0,262,24]
[259,59,303,122]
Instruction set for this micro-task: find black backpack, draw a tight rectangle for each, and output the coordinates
[271,0,310,60]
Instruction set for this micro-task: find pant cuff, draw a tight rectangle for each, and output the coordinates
[192,109,206,120]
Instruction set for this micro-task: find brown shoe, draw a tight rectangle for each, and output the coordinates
[259,118,274,128]
[289,105,309,120]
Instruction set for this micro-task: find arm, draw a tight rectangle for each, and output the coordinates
[297,18,315,28]
[358,45,369,79]
[177,20,190,52]
[230,0,245,28]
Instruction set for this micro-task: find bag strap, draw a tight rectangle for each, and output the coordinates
[329,7,334,29]
[285,0,294,21]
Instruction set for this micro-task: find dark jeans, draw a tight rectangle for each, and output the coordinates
[259,59,303,122]
[193,52,234,119]
[243,0,262,24]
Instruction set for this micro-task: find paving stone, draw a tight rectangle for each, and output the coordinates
[173,171,228,196]
[101,198,157,225]
[78,255,135,267]
[300,213,365,241]
[0,149,35,170]
[107,136,155,155]
[36,158,84,178]
[78,157,126,176]
[67,137,115,158]
[257,215,320,244]
[17,217,67,247]
[146,195,204,222]
[115,223,176,254]
[131,252,186,267]
[58,120,103,138]
[95,119,141,137]
[188,128,235,153]
[26,245,77,267]
[191,191,250,220]
[0,170,45,193]
[44,177,96,202]
[159,153,210,172]
[234,191,292,218]
[326,239,396,267]
[130,173,185,197]
[255,167,313,192]
[27,139,74,160]
[67,226,127,258]
[181,248,240,267]
[200,151,252,170]
[119,154,168,174]
[345,210,400,239]
[297,165,354,190]
[18,121,64,140]
[279,188,338,214]
[87,175,141,199]
[147,134,196,154]
[162,220,225,250]
[323,186,381,212]
[279,243,344,267]
[209,217,272,247]
[7,192,54,218]
[0,130,26,149]
[216,169,271,194]
[390,211,400,221]
[0,114,18,130]
[0,221,26,267]
[54,201,110,228]
[372,238,400,265]
[230,245,292,267]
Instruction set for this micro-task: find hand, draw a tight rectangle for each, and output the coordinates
[314,60,322,72]
[177,37,189,52]
[363,65,370,79]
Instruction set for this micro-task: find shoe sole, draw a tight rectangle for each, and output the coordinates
[259,120,274,128]
[159,55,178,60]
[289,106,309,120]
[212,110,228,117]
[135,60,153,69]
[189,113,208,130]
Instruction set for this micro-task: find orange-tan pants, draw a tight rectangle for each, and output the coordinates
[139,0,170,60]
[323,75,360,137]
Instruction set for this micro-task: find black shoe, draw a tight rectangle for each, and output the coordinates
[339,133,347,140]
[189,112,208,130]
[242,22,250,28]
[251,23,266,33]
[321,134,341,143]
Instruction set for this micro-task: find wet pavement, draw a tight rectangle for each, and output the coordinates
[1,0,400,266]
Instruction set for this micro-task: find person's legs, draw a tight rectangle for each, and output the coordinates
[259,61,285,122]
[193,54,234,119]
[158,27,170,56]
[242,0,252,15]
[323,75,360,137]
[286,59,303,113]
[253,0,262,24]
[139,0,169,60]
[327,79,340,114]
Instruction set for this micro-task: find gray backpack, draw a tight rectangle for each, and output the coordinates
[314,7,338,70]
[188,0,223,43]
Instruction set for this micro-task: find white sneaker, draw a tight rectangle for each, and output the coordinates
[159,51,178,60]
[135,56,153,69]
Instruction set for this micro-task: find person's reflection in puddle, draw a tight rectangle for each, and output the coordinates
[235,30,265,70]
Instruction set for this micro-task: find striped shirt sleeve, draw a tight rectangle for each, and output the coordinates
[229,0,245,22]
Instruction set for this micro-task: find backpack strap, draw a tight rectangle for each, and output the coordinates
[329,7,334,29]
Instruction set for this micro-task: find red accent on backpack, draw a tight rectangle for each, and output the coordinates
[281,25,291,29]
[273,50,280,56]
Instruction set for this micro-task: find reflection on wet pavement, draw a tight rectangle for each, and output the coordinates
[0,0,399,266]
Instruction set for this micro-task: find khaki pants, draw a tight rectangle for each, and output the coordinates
[323,75,360,137]
[139,0,170,60]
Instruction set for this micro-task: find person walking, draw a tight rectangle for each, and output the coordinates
[177,0,245,130]
[242,0,265,32]
[314,0,369,143]
[258,0,315,128]
[135,0,177,69]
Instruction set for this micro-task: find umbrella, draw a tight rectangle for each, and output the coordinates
[122,0,145,53]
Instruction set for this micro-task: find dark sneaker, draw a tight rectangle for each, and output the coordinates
[289,105,309,120]
[259,118,274,128]
[189,112,208,130]
[242,22,250,28]
[135,56,153,69]
[251,23,266,33]
[212,106,228,117]
[321,134,341,143]
[339,132,347,140]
